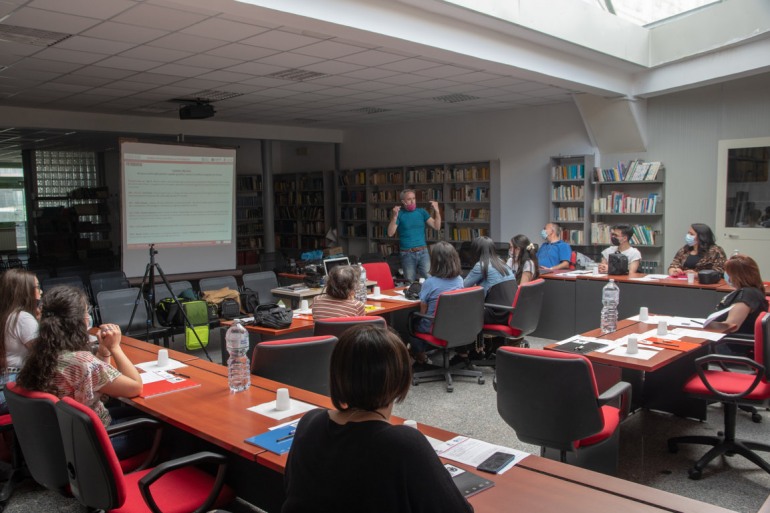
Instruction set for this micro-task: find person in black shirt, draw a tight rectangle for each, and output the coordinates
[283,325,473,513]
[716,254,768,334]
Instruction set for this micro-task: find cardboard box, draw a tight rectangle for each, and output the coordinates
[323,246,343,256]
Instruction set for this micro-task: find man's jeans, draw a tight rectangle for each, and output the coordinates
[400,248,430,282]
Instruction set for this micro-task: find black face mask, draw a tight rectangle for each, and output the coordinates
[610,236,621,246]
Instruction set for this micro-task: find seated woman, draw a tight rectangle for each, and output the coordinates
[668,223,726,276]
[463,236,516,293]
[715,254,768,335]
[0,269,41,414]
[16,285,145,457]
[283,324,473,513]
[506,234,540,285]
[412,242,464,366]
[312,265,366,320]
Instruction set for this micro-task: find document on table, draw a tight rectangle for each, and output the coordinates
[629,275,662,282]
[670,327,726,341]
[627,314,706,328]
[248,398,316,420]
[135,359,187,372]
[703,305,733,328]
[435,436,529,475]
[593,335,661,359]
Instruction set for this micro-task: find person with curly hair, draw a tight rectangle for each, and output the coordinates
[311,265,366,320]
[0,269,41,413]
[17,285,144,456]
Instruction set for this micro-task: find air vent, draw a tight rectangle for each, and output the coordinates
[266,69,327,82]
[349,107,390,115]
[432,93,480,104]
[0,24,71,47]
[170,90,243,103]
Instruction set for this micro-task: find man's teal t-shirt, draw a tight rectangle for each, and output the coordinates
[396,209,430,250]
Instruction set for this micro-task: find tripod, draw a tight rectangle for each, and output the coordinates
[128,244,212,362]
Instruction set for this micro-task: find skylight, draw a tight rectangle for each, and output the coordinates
[579,0,722,26]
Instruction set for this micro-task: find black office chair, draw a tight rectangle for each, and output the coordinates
[199,276,239,294]
[408,287,486,392]
[251,335,338,395]
[242,271,278,304]
[154,280,195,302]
[89,271,130,324]
[481,279,546,359]
[496,347,631,475]
[41,275,87,294]
[97,288,169,345]
[313,316,386,338]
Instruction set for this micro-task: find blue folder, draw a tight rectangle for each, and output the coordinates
[244,424,297,454]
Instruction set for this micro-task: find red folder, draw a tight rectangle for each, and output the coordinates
[139,379,201,398]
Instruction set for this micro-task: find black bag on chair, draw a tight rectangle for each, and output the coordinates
[608,252,629,275]
[240,288,259,314]
[252,303,293,329]
[404,281,422,300]
[220,298,241,320]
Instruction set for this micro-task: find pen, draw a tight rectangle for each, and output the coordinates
[690,320,703,325]
[168,371,190,379]
[276,430,296,443]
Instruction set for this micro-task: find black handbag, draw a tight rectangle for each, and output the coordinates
[608,252,629,275]
[220,298,241,320]
[404,281,422,300]
[252,303,293,329]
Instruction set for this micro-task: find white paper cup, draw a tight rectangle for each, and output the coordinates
[403,419,418,429]
[626,335,638,354]
[657,320,668,336]
[373,286,381,296]
[687,273,695,284]
[299,299,309,310]
[418,278,425,284]
[157,349,169,367]
[276,388,291,411]
[639,307,649,322]
[592,266,600,276]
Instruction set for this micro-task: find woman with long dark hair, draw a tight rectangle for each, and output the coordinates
[463,236,515,292]
[507,234,540,284]
[668,223,726,276]
[0,269,41,413]
[715,254,768,334]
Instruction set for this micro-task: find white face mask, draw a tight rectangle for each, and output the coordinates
[685,233,696,246]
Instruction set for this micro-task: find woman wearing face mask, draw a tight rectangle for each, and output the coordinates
[713,254,768,334]
[17,285,145,457]
[0,269,41,414]
[667,223,726,277]
[506,234,540,284]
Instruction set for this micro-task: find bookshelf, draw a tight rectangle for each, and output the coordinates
[550,154,594,253]
[274,172,329,256]
[235,174,262,266]
[591,160,665,273]
[335,161,498,257]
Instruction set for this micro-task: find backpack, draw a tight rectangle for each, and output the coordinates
[608,252,629,275]
[404,281,422,300]
[252,303,293,329]
[220,298,241,320]
[240,288,259,314]
[155,297,190,326]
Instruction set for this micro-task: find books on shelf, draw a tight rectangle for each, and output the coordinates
[560,229,585,245]
[552,184,583,201]
[552,163,585,180]
[453,208,489,222]
[450,227,489,241]
[592,192,659,214]
[591,222,657,246]
[594,161,662,182]
[553,206,583,222]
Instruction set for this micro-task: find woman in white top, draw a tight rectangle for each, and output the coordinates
[0,269,41,413]
[507,234,540,284]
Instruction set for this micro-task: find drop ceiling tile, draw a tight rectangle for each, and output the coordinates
[29,0,134,19]
[150,33,226,53]
[173,77,229,90]
[477,76,528,88]
[209,82,261,94]
[0,40,40,58]
[342,68,399,80]
[253,88,301,99]
[205,43,277,61]
[120,45,193,63]
[258,52,323,68]
[112,4,208,31]
[0,67,58,81]
[379,58,441,73]
[337,49,405,66]
[7,7,102,33]
[195,70,253,83]
[181,17,269,41]
[99,56,159,72]
[414,65,477,79]
[310,75,362,87]
[450,71,502,84]
[314,87,359,98]
[174,54,242,70]
[502,81,553,93]
[86,86,139,97]
[33,47,106,65]
[122,72,181,85]
[301,60,364,75]
[377,73,432,86]
[82,22,167,44]
[51,74,113,88]
[11,58,83,74]
[241,30,321,51]
[376,85,422,96]
[54,36,137,55]
[239,76,291,88]
[147,63,207,78]
[36,82,92,93]
[226,61,285,76]
[280,81,329,93]
[343,81,391,92]
[294,40,367,59]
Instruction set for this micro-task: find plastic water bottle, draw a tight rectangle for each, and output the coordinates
[225,320,250,393]
[356,264,368,303]
[600,279,620,334]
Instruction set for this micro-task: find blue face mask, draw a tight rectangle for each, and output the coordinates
[541,229,548,240]
[87,314,93,329]
[723,272,732,286]
[685,233,696,246]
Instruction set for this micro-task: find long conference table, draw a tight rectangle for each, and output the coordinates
[534,271,733,340]
[120,336,736,513]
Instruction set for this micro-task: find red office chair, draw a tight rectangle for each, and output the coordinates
[496,347,631,475]
[668,312,770,480]
[0,407,18,505]
[55,396,235,513]
[251,336,339,395]
[482,279,545,352]
[313,316,386,338]
[408,287,486,392]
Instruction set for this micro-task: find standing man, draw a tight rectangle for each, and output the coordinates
[387,189,441,281]
[536,222,572,271]
[598,224,641,274]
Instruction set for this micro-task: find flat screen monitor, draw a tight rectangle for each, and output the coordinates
[323,256,350,276]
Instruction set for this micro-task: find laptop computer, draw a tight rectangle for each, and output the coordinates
[322,256,350,276]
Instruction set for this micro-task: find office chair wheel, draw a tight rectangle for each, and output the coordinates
[412,378,419,386]
[687,467,702,480]
[478,377,485,385]
[752,412,763,423]
[446,385,454,393]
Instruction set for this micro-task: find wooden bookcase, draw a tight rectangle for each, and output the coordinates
[550,154,594,256]
[274,171,329,256]
[235,174,262,266]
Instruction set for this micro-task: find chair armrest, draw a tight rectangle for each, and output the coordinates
[597,381,632,420]
[106,417,164,471]
[483,303,515,313]
[139,451,228,513]
[407,311,434,337]
[693,354,764,400]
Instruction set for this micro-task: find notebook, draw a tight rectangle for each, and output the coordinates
[139,378,200,398]
[244,424,297,455]
[552,340,608,354]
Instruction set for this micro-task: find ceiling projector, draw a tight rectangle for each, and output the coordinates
[179,102,215,120]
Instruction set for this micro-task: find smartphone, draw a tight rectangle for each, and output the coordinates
[476,451,517,474]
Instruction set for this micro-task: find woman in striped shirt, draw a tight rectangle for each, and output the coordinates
[312,265,366,320]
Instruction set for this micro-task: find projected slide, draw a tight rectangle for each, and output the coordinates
[123,152,234,248]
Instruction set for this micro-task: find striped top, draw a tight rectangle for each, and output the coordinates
[312,295,365,320]
[53,350,120,427]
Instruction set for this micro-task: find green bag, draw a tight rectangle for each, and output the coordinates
[182,300,210,350]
